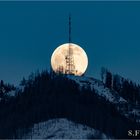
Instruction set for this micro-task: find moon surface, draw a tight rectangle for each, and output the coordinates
[51,43,88,76]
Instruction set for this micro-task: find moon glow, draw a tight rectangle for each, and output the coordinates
[51,43,88,76]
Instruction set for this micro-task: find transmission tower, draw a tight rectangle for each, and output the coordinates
[56,65,64,74]
[65,14,75,75]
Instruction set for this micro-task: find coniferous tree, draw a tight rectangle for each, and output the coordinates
[0,80,4,98]
[105,71,112,89]
[113,74,121,92]
[20,77,26,86]
[100,67,106,83]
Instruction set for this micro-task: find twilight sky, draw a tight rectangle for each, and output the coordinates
[0,1,140,85]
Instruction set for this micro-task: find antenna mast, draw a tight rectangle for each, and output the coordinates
[69,14,71,43]
[65,14,75,75]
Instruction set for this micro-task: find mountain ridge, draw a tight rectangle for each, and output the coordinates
[0,70,139,139]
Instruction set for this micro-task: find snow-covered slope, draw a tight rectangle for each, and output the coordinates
[22,118,109,139]
[68,75,140,122]
[6,75,139,122]
[68,75,127,104]
[4,75,139,123]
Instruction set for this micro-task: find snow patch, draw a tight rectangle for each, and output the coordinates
[5,85,25,97]
[22,118,109,139]
[6,90,16,97]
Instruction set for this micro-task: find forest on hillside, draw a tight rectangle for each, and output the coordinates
[0,69,140,139]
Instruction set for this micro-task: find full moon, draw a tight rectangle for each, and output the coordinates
[51,43,88,76]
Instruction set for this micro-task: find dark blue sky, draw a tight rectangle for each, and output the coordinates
[0,1,140,85]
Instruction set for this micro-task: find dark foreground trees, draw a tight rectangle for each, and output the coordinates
[0,70,139,139]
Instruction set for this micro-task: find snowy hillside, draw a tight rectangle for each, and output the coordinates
[68,75,127,104]
[4,75,140,122]
[68,75,140,122]
[22,118,109,139]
